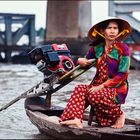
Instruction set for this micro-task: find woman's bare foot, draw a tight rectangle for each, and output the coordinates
[111,111,125,129]
[60,118,83,128]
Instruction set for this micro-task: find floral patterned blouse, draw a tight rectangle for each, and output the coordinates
[86,41,130,104]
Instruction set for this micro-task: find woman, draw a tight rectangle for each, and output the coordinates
[59,17,132,129]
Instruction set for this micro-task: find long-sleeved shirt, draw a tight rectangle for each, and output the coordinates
[86,41,130,104]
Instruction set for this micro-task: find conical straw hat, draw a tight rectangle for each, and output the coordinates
[88,17,132,41]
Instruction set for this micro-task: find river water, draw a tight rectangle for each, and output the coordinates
[0,63,140,139]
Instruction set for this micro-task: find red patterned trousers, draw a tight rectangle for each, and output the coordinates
[60,84,122,126]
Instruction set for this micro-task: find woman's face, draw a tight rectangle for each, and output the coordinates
[102,21,119,41]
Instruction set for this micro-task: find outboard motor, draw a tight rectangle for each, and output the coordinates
[28,44,75,82]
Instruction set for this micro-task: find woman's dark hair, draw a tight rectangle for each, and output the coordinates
[99,19,121,31]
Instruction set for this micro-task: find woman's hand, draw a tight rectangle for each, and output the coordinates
[77,58,92,67]
[88,84,104,94]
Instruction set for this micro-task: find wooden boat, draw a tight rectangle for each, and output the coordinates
[25,96,140,140]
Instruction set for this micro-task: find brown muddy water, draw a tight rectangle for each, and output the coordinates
[0,64,140,139]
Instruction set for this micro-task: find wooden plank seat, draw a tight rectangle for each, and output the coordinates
[88,106,95,125]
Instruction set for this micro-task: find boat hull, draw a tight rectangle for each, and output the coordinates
[25,97,140,140]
